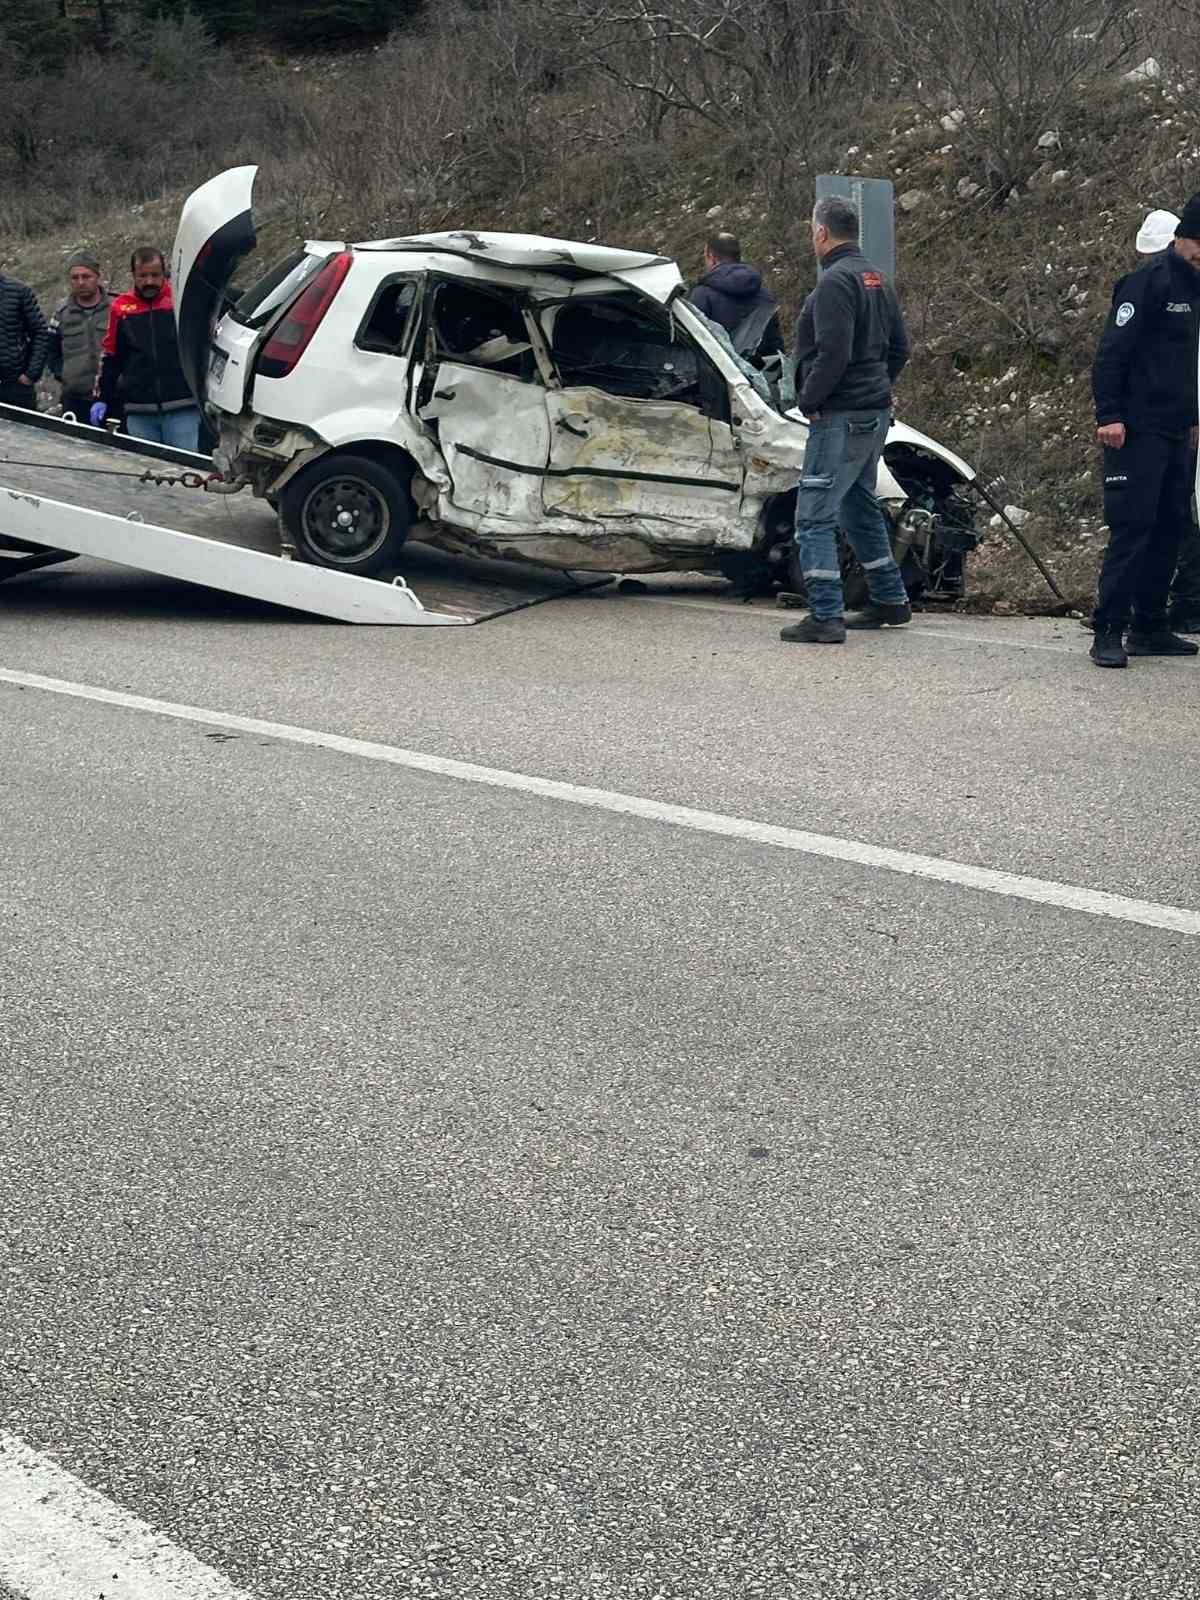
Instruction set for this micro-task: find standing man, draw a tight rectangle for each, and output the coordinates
[780,196,912,645]
[690,233,784,363]
[0,264,49,412]
[92,246,201,451]
[1090,194,1200,667]
[1131,209,1200,635]
[46,251,114,424]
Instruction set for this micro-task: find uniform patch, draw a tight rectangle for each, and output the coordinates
[862,271,883,289]
[1115,302,1135,327]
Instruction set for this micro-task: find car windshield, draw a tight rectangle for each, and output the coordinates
[229,250,326,331]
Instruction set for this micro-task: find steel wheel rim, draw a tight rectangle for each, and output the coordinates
[301,475,391,564]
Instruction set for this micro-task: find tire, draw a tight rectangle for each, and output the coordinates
[841,544,926,610]
[280,452,411,578]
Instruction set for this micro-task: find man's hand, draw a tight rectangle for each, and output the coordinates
[16,374,33,387]
[1096,422,1126,450]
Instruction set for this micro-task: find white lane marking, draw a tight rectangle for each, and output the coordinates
[2,666,1197,938]
[0,1432,254,1600]
[624,593,1082,652]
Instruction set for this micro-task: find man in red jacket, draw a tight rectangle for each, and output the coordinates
[91,246,201,451]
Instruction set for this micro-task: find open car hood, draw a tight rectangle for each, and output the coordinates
[172,165,258,406]
[357,229,684,305]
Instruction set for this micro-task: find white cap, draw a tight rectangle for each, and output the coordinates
[1136,208,1180,253]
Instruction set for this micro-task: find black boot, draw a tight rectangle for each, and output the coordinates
[779,615,846,644]
[844,601,912,629]
[1167,613,1200,635]
[1089,631,1128,668]
[1126,627,1200,656]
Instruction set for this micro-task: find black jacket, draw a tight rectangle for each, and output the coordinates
[0,274,49,386]
[690,262,784,358]
[794,244,909,414]
[97,286,192,414]
[1093,246,1200,437]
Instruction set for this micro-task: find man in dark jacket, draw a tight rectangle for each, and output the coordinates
[780,196,912,645]
[47,251,114,424]
[0,268,49,412]
[92,246,200,450]
[1089,193,1200,667]
[689,233,784,362]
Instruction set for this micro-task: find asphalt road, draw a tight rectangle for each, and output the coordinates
[2,556,1199,1598]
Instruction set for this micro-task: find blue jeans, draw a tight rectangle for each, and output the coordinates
[794,410,908,620]
[125,406,202,452]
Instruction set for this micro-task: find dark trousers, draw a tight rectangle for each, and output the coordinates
[1094,429,1192,633]
[1168,464,1200,619]
[0,380,38,411]
[59,389,95,423]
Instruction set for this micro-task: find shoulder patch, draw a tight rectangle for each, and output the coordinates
[1115,302,1135,327]
[862,271,883,289]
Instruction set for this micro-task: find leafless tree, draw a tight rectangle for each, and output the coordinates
[869,0,1143,194]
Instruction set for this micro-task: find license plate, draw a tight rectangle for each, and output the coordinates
[208,348,228,384]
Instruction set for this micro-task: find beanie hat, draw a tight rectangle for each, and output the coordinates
[1136,209,1179,254]
[1175,194,1200,240]
[66,249,101,273]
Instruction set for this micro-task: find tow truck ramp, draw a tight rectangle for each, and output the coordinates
[0,406,605,625]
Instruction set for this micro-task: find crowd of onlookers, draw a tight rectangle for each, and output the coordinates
[0,247,200,451]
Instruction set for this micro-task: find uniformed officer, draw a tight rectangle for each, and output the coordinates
[1090,193,1200,667]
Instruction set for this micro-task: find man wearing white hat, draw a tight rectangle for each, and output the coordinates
[1135,208,1200,632]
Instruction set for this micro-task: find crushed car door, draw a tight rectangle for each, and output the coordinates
[415,279,550,524]
[540,294,743,535]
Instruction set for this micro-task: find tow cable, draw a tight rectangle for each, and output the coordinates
[0,457,219,493]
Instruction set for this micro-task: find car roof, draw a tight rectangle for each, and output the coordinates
[352,229,683,303]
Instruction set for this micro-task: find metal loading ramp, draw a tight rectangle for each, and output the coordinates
[0,408,608,625]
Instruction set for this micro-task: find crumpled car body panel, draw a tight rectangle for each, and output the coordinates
[181,170,977,574]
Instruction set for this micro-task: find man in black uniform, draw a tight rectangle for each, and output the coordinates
[1090,193,1200,667]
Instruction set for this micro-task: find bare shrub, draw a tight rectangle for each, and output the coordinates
[543,0,867,156]
[869,0,1144,194]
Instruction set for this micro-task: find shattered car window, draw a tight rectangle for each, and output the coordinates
[431,282,537,380]
[549,297,701,402]
[357,278,419,354]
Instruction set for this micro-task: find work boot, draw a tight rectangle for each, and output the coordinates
[779,615,846,644]
[1126,627,1200,656]
[1166,614,1200,635]
[844,601,912,629]
[1089,631,1128,668]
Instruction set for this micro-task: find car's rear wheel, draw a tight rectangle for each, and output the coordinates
[281,453,411,578]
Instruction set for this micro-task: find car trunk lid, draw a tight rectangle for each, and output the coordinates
[172,165,259,409]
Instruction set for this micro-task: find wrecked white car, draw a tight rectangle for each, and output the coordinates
[174,166,981,599]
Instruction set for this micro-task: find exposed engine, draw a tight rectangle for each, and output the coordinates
[730,447,982,605]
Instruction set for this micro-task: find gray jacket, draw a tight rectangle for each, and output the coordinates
[47,291,114,396]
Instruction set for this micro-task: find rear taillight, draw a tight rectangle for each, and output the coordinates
[255,251,352,380]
